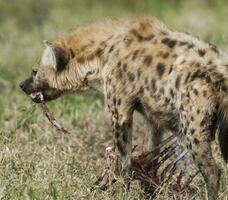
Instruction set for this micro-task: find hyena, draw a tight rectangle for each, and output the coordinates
[20,17,228,200]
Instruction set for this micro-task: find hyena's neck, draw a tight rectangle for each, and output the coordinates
[52,21,127,93]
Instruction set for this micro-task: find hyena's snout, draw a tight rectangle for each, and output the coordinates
[19,77,43,103]
[19,80,28,93]
[19,77,34,94]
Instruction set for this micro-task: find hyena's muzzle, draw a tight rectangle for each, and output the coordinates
[20,76,44,103]
[20,76,61,103]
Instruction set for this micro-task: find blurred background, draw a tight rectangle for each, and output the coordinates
[0,0,228,199]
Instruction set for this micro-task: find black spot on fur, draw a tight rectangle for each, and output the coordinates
[132,49,140,61]
[139,86,144,94]
[113,97,116,105]
[193,89,198,96]
[107,92,111,99]
[165,97,170,103]
[144,77,148,85]
[190,70,208,82]
[156,63,165,78]
[169,65,173,74]
[95,48,104,57]
[210,44,219,54]
[116,141,126,156]
[179,41,195,49]
[190,129,195,135]
[143,55,152,66]
[179,41,188,46]
[170,89,174,98]
[122,130,128,143]
[180,60,186,65]
[144,34,155,41]
[203,90,207,96]
[115,122,120,130]
[186,91,191,99]
[194,138,199,145]
[192,153,196,160]
[117,61,121,67]
[123,63,127,72]
[188,43,195,49]
[198,49,206,57]
[130,29,143,42]
[161,38,177,48]
[109,45,115,53]
[127,72,135,82]
[151,78,157,92]
[115,130,120,138]
[130,29,155,42]
[208,60,213,65]
[70,49,75,58]
[137,69,141,79]
[186,121,190,127]
[159,87,164,94]
[77,57,85,63]
[188,142,192,150]
[183,127,187,135]
[162,52,169,59]
[175,75,182,90]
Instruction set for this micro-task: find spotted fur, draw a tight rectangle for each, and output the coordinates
[20,17,228,200]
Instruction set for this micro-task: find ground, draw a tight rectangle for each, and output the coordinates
[0,0,228,199]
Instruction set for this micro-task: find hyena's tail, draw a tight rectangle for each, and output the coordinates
[217,94,228,163]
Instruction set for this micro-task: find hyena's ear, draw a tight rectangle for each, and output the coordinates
[41,40,69,71]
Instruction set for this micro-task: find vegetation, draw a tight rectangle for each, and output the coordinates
[0,0,227,199]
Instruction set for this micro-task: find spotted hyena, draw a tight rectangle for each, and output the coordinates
[20,17,228,200]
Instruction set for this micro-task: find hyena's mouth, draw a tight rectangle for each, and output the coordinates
[30,91,44,103]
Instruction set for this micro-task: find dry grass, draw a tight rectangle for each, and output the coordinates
[0,0,228,199]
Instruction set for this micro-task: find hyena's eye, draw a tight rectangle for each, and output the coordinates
[32,69,37,76]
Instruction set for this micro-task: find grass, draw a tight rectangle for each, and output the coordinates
[0,0,228,199]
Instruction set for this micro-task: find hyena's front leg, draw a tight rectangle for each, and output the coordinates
[108,100,134,189]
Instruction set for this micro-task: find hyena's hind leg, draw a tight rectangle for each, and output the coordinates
[146,123,164,169]
[189,138,220,200]
[147,123,164,155]
[141,123,164,196]
[182,132,220,200]
[180,85,221,200]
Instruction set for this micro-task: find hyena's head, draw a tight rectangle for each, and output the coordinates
[20,40,101,103]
